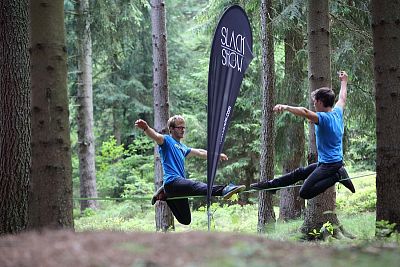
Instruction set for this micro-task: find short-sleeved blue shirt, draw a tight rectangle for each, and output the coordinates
[315,107,344,163]
[158,135,191,185]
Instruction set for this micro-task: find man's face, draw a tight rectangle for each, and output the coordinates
[170,120,186,140]
[313,98,324,112]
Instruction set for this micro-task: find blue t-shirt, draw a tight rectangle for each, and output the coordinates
[158,135,191,185]
[315,107,344,163]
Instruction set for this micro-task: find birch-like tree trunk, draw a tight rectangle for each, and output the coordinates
[372,0,400,233]
[150,0,174,232]
[258,0,276,233]
[29,0,73,229]
[76,0,98,212]
[0,0,31,234]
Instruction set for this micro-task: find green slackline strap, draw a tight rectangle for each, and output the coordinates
[73,196,152,201]
[73,172,375,201]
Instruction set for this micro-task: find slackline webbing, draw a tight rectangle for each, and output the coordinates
[73,172,375,202]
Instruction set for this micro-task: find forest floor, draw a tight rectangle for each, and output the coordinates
[1,230,400,267]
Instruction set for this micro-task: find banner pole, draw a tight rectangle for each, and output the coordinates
[207,204,211,231]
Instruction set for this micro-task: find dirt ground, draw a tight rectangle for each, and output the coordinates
[0,230,399,267]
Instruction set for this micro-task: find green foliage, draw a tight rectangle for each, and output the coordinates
[74,170,380,240]
[82,208,97,217]
[74,200,378,243]
[308,221,335,240]
[376,220,397,239]
[337,186,376,214]
[336,172,376,214]
[347,130,376,170]
[75,201,155,232]
[322,221,335,235]
[66,0,379,232]
[308,228,321,239]
[96,136,154,198]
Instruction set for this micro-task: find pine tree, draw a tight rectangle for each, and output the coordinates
[150,0,174,231]
[75,0,98,212]
[258,0,276,233]
[0,0,31,234]
[29,0,73,229]
[372,0,400,233]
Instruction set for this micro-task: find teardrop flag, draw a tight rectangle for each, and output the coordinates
[207,5,253,211]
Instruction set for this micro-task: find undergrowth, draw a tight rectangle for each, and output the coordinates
[74,171,379,242]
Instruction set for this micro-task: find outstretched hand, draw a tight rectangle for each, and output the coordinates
[135,119,148,131]
[338,71,348,82]
[220,153,228,161]
[273,104,288,113]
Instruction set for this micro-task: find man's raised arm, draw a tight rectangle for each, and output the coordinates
[135,119,164,145]
[335,71,348,109]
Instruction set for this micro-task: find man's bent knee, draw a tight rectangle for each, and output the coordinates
[299,188,315,199]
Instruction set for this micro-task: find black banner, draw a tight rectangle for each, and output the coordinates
[207,5,253,205]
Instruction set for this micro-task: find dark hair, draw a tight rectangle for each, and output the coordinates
[311,87,335,107]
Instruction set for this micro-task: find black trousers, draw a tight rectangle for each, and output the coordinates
[163,178,225,225]
[270,161,342,199]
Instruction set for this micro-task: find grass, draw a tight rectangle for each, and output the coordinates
[75,171,378,241]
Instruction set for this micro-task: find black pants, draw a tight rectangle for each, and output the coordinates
[270,161,342,199]
[163,178,226,225]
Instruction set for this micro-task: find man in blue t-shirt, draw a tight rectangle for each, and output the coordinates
[135,115,245,224]
[250,71,355,199]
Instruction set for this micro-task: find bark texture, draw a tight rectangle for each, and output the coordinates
[279,24,306,221]
[0,0,31,234]
[372,0,400,232]
[150,0,174,231]
[29,0,73,229]
[76,0,98,212]
[300,0,341,237]
[258,0,276,233]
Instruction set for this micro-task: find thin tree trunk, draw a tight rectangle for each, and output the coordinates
[280,131,305,220]
[279,23,306,221]
[29,0,73,229]
[258,0,276,233]
[300,0,342,238]
[76,0,98,212]
[372,0,400,233]
[0,0,31,234]
[150,0,174,231]
[242,157,257,204]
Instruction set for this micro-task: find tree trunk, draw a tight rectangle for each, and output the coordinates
[300,0,341,238]
[372,0,400,233]
[280,152,305,221]
[76,0,98,212]
[242,157,257,204]
[0,0,31,234]
[29,0,73,229]
[150,0,174,232]
[279,22,306,221]
[258,0,276,233]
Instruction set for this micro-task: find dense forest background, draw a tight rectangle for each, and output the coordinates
[64,0,374,205]
[6,0,398,240]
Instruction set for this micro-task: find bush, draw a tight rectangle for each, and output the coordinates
[336,173,376,214]
[95,136,154,198]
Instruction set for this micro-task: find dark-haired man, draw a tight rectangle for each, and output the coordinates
[251,71,355,198]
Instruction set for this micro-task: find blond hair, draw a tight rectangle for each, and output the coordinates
[167,115,185,131]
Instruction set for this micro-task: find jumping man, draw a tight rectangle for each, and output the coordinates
[251,71,355,198]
